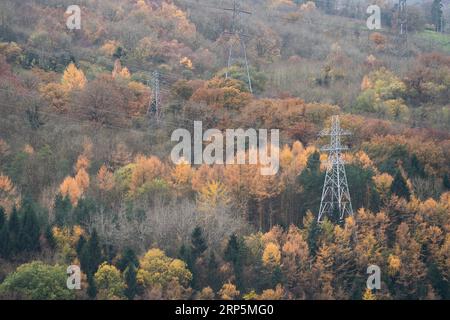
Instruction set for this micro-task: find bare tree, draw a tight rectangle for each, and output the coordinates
[91,197,249,255]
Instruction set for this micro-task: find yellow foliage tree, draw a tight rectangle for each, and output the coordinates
[130,156,166,196]
[127,81,151,116]
[97,165,115,192]
[191,165,223,193]
[75,155,90,172]
[361,75,373,91]
[291,140,304,157]
[197,181,231,214]
[23,144,34,155]
[218,283,240,300]
[171,160,193,196]
[313,244,335,299]
[280,145,294,170]
[60,176,82,206]
[262,242,281,267]
[100,40,120,56]
[75,168,90,193]
[180,56,193,70]
[353,151,375,170]
[94,263,126,300]
[52,225,85,264]
[191,77,252,110]
[39,82,69,112]
[196,287,215,300]
[388,254,401,276]
[61,63,86,91]
[281,225,311,298]
[363,288,377,300]
[373,173,394,200]
[59,154,91,205]
[257,284,284,300]
[137,248,192,290]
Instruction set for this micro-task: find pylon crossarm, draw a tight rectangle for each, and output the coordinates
[321,146,349,152]
[319,129,352,137]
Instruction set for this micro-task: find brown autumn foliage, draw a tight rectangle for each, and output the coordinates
[129,156,167,196]
[97,165,115,192]
[191,77,252,111]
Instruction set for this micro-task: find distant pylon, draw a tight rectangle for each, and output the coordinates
[398,0,408,43]
[318,115,354,223]
[148,70,162,122]
[223,0,253,93]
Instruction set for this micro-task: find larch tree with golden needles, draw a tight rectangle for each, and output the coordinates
[129,156,166,197]
[218,283,240,300]
[59,155,91,206]
[262,242,281,269]
[60,177,82,206]
[170,160,193,197]
[97,165,115,192]
[75,168,90,194]
[312,243,335,300]
[391,222,428,299]
[197,181,231,215]
[331,218,358,299]
[39,82,69,113]
[281,225,311,299]
[61,63,87,92]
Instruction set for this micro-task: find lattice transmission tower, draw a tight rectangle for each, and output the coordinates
[223,0,253,93]
[318,115,354,223]
[148,70,162,123]
[398,0,408,43]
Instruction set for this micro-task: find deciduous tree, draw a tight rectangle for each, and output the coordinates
[94,263,126,300]
[61,63,86,92]
[0,261,75,300]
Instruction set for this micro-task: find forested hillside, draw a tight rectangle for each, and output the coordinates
[0,0,449,300]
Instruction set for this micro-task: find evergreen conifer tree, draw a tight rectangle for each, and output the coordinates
[207,251,220,291]
[18,199,40,253]
[54,194,72,227]
[391,170,411,201]
[117,247,139,272]
[224,234,244,289]
[0,223,10,258]
[44,225,56,249]
[8,206,20,255]
[0,207,5,230]
[191,226,207,260]
[124,264,138,300]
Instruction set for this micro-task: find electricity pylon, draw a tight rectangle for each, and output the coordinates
[398,0,408,43]
[318,115,354,223]
[223,0,253,93]
[148,70,162,122]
